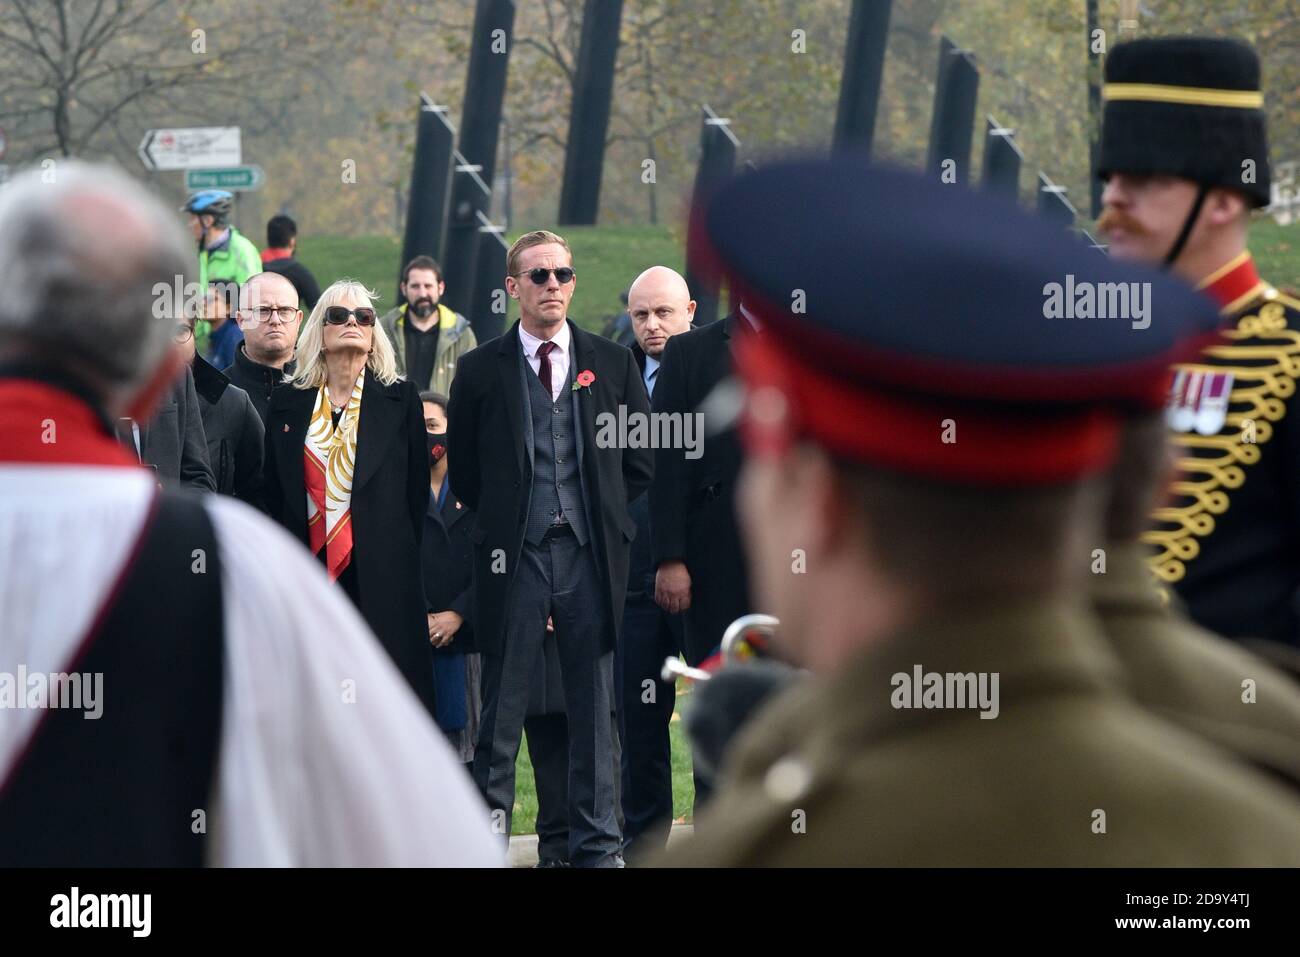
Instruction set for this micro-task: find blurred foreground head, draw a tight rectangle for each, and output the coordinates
[0,161,190,417]
[691,157,1222,671]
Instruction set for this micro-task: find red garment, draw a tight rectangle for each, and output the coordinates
[1199,251,1265,312]
[0,381,138,468]
[734,327,1121,485]
[260,246,292,264]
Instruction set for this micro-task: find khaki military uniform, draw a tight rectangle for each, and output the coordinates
[1093,542,1300,791]
[662,600,1300,866]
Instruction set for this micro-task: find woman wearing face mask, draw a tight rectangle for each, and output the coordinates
[262,280,437,719]
[418,392,481,767]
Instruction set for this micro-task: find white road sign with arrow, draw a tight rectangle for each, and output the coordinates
[138,127,241,171]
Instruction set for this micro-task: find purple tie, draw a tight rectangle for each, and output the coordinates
[536,340,557,397]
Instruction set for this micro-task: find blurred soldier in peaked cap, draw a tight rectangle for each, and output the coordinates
[1098,36,1300,650]
[662,156,1300,866]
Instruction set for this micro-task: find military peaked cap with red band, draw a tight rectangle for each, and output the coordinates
[693,158,1223,485]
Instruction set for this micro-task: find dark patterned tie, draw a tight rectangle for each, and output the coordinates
[536,340,557,397]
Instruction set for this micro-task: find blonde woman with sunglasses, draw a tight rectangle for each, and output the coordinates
[263,280,438,719]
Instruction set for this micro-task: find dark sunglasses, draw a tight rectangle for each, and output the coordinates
[517,267,575,285]
[324,306,377,326]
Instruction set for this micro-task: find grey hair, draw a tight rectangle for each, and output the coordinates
[0,160,191,405]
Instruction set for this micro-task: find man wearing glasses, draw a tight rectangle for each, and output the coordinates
[448,230,653,867]
[224,271,301,423]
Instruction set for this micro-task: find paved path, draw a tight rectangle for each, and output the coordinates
[507,823,695,867]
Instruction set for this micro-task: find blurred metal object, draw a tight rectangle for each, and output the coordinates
[660,613,782,683]
[661,657,712,683]
[721,613,780,664]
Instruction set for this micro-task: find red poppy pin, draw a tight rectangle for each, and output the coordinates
[572,369,596,394]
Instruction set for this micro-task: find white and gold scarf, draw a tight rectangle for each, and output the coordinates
[304,370,364,580]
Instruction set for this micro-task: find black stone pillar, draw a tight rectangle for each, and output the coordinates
[832,0,893,155]
[397,95,455,305]
[926,38,979,183]
[557,0,625,225]
[981,115,1022,201]
[684,106,739,327]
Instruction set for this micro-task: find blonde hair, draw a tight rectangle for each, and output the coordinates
[507,229,571,277]
[289,280,399,389]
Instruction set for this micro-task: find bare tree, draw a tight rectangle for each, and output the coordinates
[0,0,341,163]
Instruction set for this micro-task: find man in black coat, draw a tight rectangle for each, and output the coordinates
[119,354,216,493]
[448,230,653,868]
[177,314,265,506]
[621,266,694,858]
[650,310,755,666]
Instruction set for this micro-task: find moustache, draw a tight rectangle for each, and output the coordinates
[1096,206,1147,239]
[411,298,437,318]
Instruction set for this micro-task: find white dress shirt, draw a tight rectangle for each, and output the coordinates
[518,320,572,402]
[0,465,502,868]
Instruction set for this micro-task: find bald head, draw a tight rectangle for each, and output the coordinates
[0,160,190,408]
[628,266,695,357]
[237,270,302,368]
[241,270,298,310]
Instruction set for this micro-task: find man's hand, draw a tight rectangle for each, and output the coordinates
[655,560,692,615]
[428,610,464,649]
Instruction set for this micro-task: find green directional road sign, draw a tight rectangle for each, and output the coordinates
[184,165,264,191]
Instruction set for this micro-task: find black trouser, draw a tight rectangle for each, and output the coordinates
[523,714,569,864]
[617,594,685,858]
[473,530,621,867]
[526,711,623,864]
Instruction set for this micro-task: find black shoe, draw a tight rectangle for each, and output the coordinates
[534,857,571,868]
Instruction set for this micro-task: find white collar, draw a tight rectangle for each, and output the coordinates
[644,353,660,376]
[519,319,571,358]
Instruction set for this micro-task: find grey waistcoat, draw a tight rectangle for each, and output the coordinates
[523,356,590,546]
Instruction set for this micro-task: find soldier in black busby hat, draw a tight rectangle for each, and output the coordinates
[1098,36,1300,649]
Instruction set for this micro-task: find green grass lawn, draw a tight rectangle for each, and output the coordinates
[296,224,682,335]
[1248,219,1299,292]
[297,219,1299,336]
